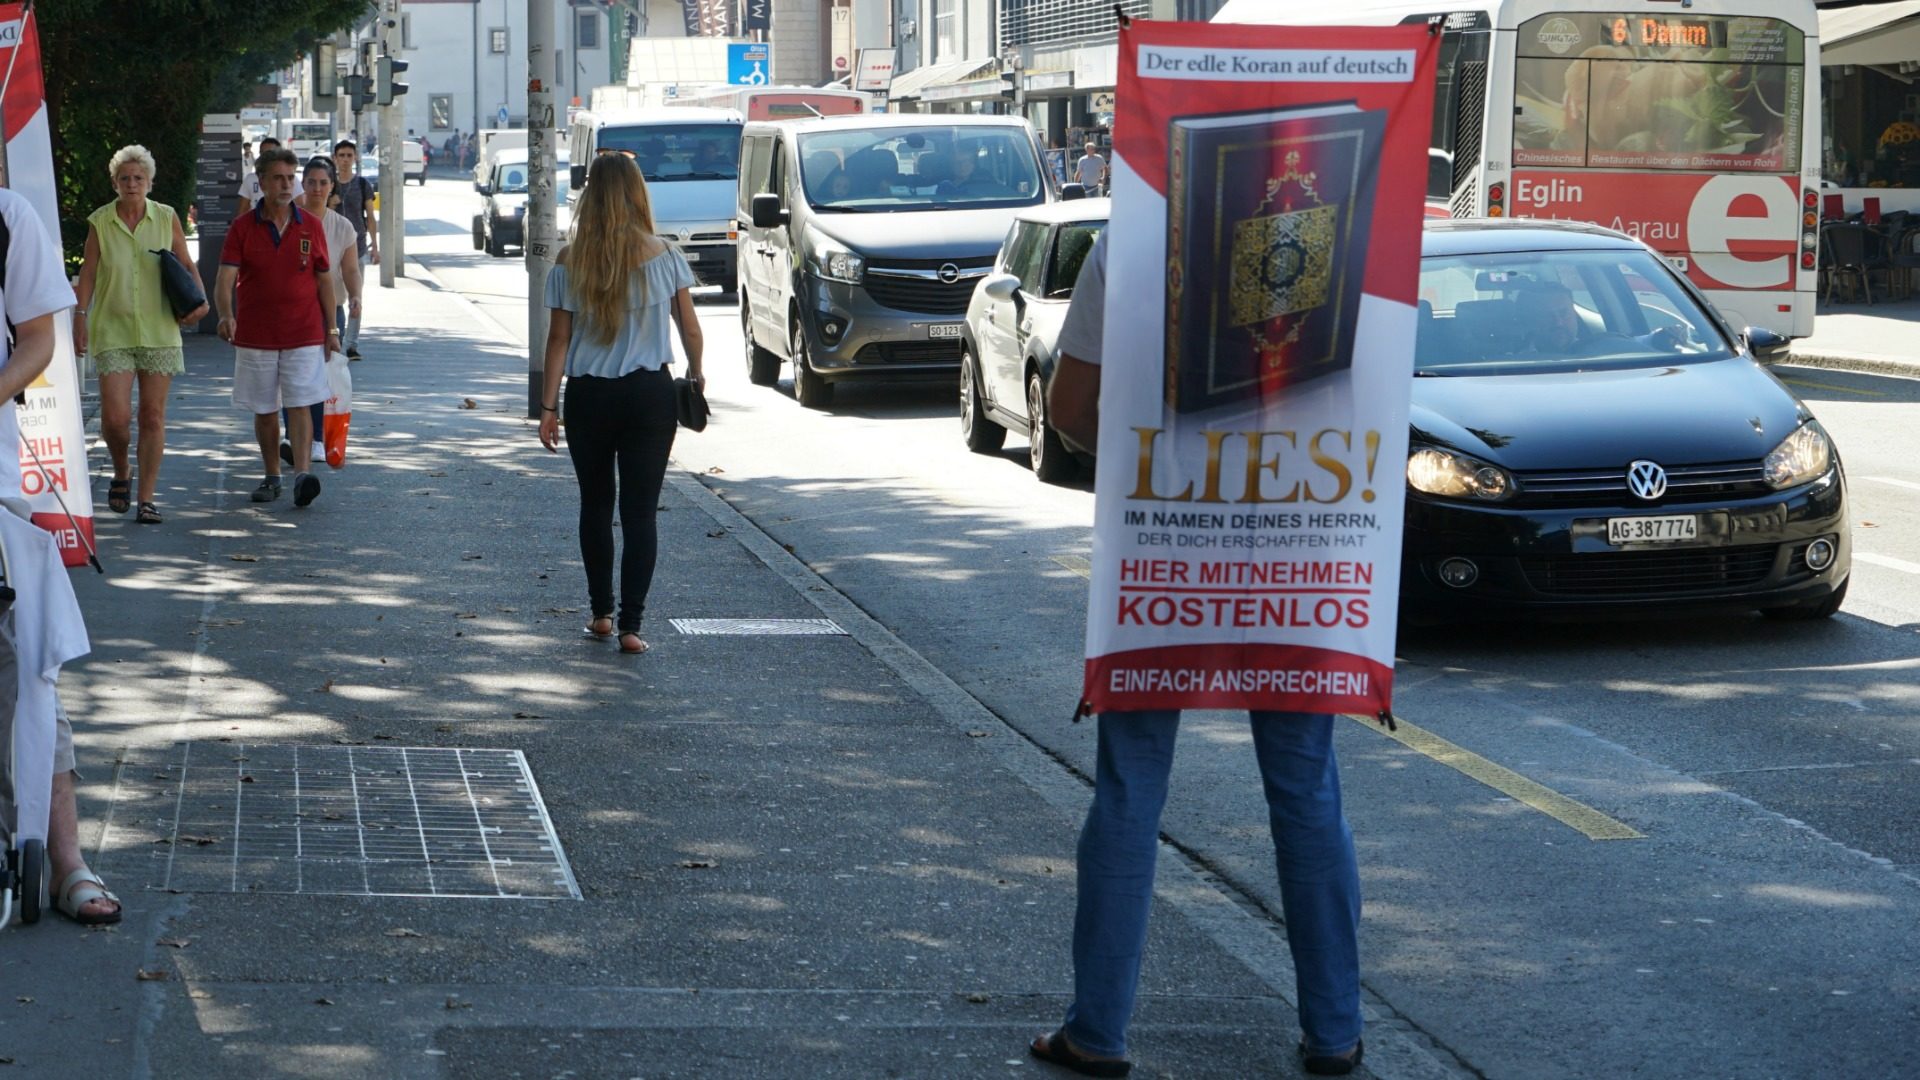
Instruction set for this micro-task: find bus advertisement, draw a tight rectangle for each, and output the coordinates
[1213,0,1822,338]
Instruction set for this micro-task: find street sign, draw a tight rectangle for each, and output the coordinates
[497,105,510,127]
[853,47,896,92]
[742,0,770,32]
[830,1,853,74]
[727,43,771,86]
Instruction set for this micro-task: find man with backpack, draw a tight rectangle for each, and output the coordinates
[331,140,378,360]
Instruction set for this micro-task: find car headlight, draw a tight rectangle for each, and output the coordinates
[807,231,864,284]
[1406,447,1514,501]
[1763,422,1833,489]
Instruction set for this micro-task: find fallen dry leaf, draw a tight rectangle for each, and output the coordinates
[384,927,424,939]
[706,529,727,538]
[239,775,256,784]
[462,554,484,561]
[459,398,478,409]
[316,678,334,693]
[963,992,991,1004]
[14,996,31,1004]
[512,711,543,719]
[134,969,170,982]
[965,730,990,738]
[444,997,473,1010]
[455,612,478,619]
[178,834,220,846]
[679,860,717,870]
[705,465,724,474]
[157,938,190,949]
[313,997,334,1006]
[228,554,258,563]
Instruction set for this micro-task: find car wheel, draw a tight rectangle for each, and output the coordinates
[742,301,781,386]
[485,225,506,258]
[471,215,485,250]
[1027,369,1077,484]
[1761,576,1848,620]
[960,347,1006,454]
[790,318,834,408]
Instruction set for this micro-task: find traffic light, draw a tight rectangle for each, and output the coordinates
[344,74,373,113]
[999,66,1019,102]
[376,54,409,106]
[312,41,338,111]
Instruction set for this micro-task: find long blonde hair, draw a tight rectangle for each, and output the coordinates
[568,154,659,346]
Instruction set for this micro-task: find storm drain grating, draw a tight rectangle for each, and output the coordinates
[669,618,847,636]
[101,743,580,900]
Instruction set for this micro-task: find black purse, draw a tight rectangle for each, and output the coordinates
[674,376,709,432]
[150,248,205,319]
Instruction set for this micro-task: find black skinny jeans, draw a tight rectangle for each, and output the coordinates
[563,367,677,634]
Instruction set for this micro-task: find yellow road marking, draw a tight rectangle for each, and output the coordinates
[1052,554,1092,578]
[1781,377,1885,398]
[1346,713,1646,841]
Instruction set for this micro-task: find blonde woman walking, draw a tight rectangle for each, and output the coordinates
[74,145,207,524]
[537,153,702,655]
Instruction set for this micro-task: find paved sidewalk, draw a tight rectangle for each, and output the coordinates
[0,269,1431,1078]
[1790,298,1920,378]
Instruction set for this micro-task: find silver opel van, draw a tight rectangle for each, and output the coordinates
[736,114,1062,407]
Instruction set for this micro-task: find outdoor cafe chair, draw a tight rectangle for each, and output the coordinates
[1821,222,1895,304]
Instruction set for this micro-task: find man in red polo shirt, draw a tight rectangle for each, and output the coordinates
[214,146,338,507]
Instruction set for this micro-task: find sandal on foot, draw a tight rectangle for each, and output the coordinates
[136,501,163,524]
[56,868,123,926]
[1029,1030,1131,1078]
[583,616,615,639]
[1299,1038,1363,1076]
[107,478,131,514]
[618,632,649,655]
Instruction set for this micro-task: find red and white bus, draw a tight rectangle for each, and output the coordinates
[1216,0,1822,337]
[667,85,872,122]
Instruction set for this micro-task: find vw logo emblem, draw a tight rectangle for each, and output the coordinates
[938,263,961,284]
[1626,460,1668,501]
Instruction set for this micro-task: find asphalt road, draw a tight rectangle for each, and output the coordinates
[408,177,1920,1078]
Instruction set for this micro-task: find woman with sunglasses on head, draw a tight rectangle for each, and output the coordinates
[537,153,703,655]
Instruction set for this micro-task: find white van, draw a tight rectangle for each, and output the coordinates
[567,107,742,290]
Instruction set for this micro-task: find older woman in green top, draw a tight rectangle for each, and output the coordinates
[74,144,207,524]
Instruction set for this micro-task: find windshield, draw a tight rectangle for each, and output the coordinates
[796,126,1044,212]
[1416,248,1735,373]
[288,123,329,142]
[497,165,528,192]
[596,123,741,182]
[1512,14,1804,173]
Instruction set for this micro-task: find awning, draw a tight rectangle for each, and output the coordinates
[1821,1,1920,67]
[888,57,998,100]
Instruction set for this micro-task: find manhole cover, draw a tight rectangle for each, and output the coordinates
[101,744,580,900]
[669,618,847,636]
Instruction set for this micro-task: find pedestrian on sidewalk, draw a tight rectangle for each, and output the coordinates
[234,135,279,216]
[0,184,120,925]
[213,146,337,508]
[1076,141,1108,196]
[536,153,702,656]
[73,144,208,525]
[332,139,379,361]
[1028,230,1365,1079]
[273,156,360,470]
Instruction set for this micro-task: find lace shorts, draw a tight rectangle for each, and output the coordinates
[94,346,185,376]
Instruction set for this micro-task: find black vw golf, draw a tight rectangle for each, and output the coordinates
[1405,221,1849,620]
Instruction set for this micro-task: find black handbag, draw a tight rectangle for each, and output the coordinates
[150,248,205,319]
[674,376,709,432]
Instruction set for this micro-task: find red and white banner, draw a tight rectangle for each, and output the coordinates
[1,3,94,564]
[1083,20,1437,716]
[1508,170,1800,292]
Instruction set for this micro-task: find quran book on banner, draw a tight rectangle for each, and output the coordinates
[1165,103,1385,414]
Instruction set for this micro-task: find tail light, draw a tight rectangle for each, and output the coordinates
[1799,190,1819,279]
[1487,182,1505,218]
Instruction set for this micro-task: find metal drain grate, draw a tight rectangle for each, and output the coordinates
[101,744,580,900]
[669,618,847,636]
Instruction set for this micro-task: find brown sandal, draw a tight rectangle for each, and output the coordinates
[618,632,648,654]
[583,615,614,639]
[136,501,163,524]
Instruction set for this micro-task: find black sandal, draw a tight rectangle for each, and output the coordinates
[1029,1030,1132,1078]
[1299,1038,1364,1076]
[107,478,131,514]
[136,501,163,524]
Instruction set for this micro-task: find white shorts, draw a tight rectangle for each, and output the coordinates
[232,345,329,414]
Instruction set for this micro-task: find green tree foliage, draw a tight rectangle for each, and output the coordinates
[39,0,369,265]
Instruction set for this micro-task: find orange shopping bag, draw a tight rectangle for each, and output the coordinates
[323,350,352,469]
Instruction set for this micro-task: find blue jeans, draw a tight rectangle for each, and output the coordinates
[1061,710,1362,1058]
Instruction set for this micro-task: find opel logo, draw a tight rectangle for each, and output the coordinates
[938,263,961,284]
[1627,460,1668,501]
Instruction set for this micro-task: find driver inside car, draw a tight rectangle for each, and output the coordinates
[1518,281,1684,358]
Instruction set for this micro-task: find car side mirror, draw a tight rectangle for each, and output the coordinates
[1060,182,1086,202]
[981,272,1021,303]
[569,163,586,190]
[751,193,789,229]
[475,183,490,196]
[1744,326,1790,363]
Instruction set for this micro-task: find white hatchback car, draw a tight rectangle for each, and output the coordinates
[959,198,1108,483]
